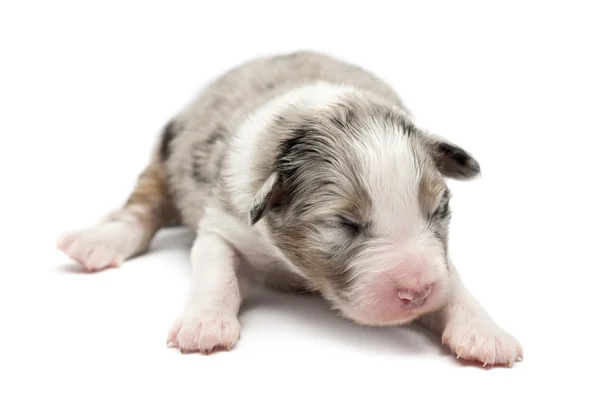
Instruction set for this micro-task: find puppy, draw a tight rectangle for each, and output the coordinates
[57,51,523,367]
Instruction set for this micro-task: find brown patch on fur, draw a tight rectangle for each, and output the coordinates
[166,50,411,228]
[124,155,181,231]
[418,172,447,218]
[269,218,361,301]
[259,101,382,299]
[269,188,371,300]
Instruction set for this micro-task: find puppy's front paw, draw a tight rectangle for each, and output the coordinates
[442,320,523,367]
[167,309,241,354]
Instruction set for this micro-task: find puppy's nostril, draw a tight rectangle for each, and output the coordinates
[397,291,415,303]
[397,285,432,307]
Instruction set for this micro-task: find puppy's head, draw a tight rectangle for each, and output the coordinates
[249,97,480,326]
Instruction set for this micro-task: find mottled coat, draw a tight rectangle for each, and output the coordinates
[58,50,522,366]
[162,50,408,229]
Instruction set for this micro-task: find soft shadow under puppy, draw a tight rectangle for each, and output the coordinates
[240,284,444,357]
[148,227,196,253]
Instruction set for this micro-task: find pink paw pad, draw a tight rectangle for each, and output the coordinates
[442,323,524,368]
[56,221,142,272]
[167,310,241,355]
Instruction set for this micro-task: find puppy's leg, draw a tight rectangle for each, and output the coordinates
[420,261,523,367]
[167,231,249,354]
[57,157,180,271]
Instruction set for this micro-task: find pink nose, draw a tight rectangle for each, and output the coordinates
[397,285,432,308]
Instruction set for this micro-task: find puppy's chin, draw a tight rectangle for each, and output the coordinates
[338,303,431,327]
[333,286,450,327]
[342,310,421,327]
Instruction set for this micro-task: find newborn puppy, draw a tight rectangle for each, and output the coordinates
[57,51,523,367]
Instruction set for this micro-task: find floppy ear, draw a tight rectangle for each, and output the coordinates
[248,172,284,225]
[425,135,481,180]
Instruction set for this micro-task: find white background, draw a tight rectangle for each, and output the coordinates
[1,1,598,406]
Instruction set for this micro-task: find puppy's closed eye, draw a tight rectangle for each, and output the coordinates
[337,215,364,236]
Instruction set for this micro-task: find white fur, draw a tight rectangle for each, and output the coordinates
[224,80,357,216]
[219,81,360,281]
[422,263,524,366]
[342,121,449,313]
[220,87,449,325]
[56,50,522,366]
[56,207,149,271]
[201,205,307,281]
[167,231,248,353]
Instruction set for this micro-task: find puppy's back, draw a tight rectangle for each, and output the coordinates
[164,51,407,228]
